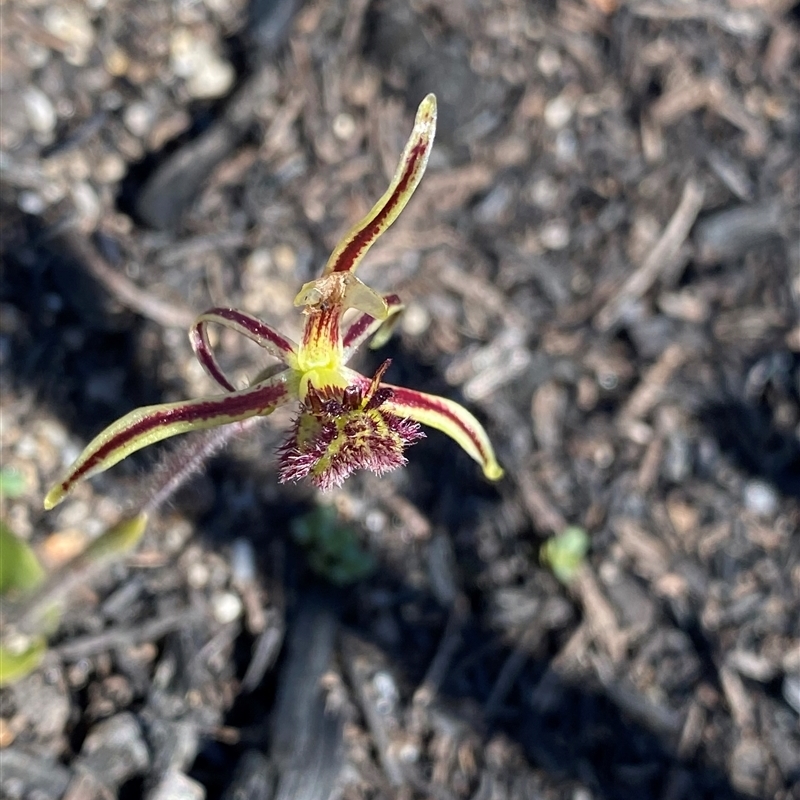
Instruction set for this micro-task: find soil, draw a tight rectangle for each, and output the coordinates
[1,0,799,798]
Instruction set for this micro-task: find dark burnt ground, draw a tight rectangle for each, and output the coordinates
[1,0,799,798]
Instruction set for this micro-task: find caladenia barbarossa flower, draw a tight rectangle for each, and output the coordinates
[44,94,504,510]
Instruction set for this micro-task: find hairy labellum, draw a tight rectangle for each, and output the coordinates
[278,384,425,490]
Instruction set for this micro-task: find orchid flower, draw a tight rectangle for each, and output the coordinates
[44,95,503,510]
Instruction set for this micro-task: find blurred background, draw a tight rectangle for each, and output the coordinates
[0,0,799,798]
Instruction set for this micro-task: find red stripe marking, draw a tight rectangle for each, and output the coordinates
[386,385,488,461]
[342,295,402,349]
[331,142,427,273]
[207,308,294,354]
[342,314,372,349]
[302,306,340,351]
[190,323,236,391]
[62,382,287,492]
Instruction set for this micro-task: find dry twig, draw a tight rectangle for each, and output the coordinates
[596,179,705,331]
[63,230,196,329]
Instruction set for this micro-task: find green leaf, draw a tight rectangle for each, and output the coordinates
[0,521,45,595]
[83,513,148,563]
[0,636,47,687]
[291,505,375,586]
[0,468,27,499]
[541,526,590,584]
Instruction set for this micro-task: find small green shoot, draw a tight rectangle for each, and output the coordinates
[0,521,45,596]
[0,521,47,686]
[83,513,148,563]
[0,508,148,686]
[291,504,375,585]
[0,635,47,687]
[541,526,590,584]
[0,467,27,499]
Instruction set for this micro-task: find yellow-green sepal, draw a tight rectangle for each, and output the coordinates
[378,382,504,482]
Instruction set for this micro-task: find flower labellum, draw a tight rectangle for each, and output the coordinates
[278,360,425,491]
[44,94,503,510]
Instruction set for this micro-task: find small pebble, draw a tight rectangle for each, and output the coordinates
[55,499,90,528]
[41,528,87,567]
[782,673,800,715]
[537,46,562,77]
[171,29,234,100]
[18,190,47,216]
[544,93,574,129]
[71,181,101,229]
[539,219,570,250]
[400,303,430,336]
[0,718,14,748]
[36,419,69,448]
[743,479,779,517]
[211,591,243,625]
[0,126,23,151]
[79,713,149,787]
[164,520,193,553]
[332,112,356,141]
[104,46,130,77]
[187,57,235,100]
[123,102,155,138]
[244,248,271,277]
[42,5,95,65]
[14,434,39,460]
[95,153,126,184]
[364,509,387,533]
[555,129,578,162]
[148,769,205,800]
[230,538,256,584]
[272,243,297,274]
[22,87,56,135]
[62,151,91,181]
[397,741,420,763]
[17,39,50,70]
[170,29,199,77]
[528,176,560,210]
[186,561,210,589]
[10,672,70,742]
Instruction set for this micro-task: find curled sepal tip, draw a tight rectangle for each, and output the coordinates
[44,377,291,509]
[190,307,298,391]
[381,384,504,482]
[323,93,437,276]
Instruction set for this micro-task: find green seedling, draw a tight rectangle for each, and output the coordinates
[82,513,149,564]
[0,632,47,687]
[541,526,590,584]
[0,521,45,595]
[0,520,47,686]
[0,467,28,499]
[0,511,148,686]
[292,504,375,585]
